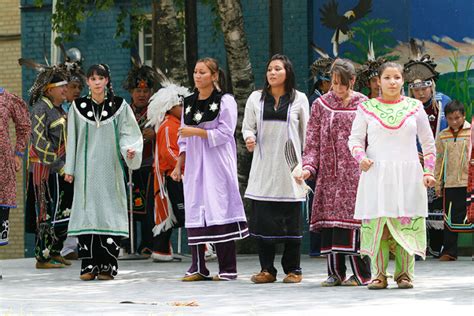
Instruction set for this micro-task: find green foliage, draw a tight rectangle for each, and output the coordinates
[116,0,149,48]
[343,18,399,64]
[35,0,148,48]
[438,51,474,120]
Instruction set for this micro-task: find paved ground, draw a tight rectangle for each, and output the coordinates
[0,255,472,315]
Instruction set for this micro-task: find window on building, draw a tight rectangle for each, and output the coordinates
[138,16,152,66]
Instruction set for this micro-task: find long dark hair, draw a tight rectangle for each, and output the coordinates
[261,54,296,103]
[196,57,227,94]
[87,64,116,109]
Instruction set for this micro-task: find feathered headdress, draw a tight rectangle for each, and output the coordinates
[355,40,387,90]
[19,42,85,106]
[147,69,191,236]
[310,44,334,82]
[146,68,191,132]
[123,54,159,91]
[19,58,69,106]
[56,43,86,86]
[403,38,439,85]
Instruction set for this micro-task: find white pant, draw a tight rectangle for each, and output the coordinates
[60,236,78,256]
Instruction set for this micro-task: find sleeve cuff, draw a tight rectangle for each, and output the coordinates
[303,165,317,178]
[242,131,256,141]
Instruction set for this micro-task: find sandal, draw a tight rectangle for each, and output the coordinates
[396,273,413,289]
[367,274,388,290]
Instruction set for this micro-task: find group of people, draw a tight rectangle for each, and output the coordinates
[0,41,472,288]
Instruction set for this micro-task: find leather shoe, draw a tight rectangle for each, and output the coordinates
[97,273,114,280]
[80,273,96,281]
[439,254,457,261]
[35,260,65,269]
[52,255,72,266]
[251,271,276,284]
[282,272,302,283]
[181,273,212,282]
[64,252,78,260]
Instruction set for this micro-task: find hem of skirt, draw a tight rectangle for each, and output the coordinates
[0,204,16,209]
[187,231,249,245]
[244,194,306,202]
[68,229,128,237]
[310,221,361,231]
[354,213,428,220]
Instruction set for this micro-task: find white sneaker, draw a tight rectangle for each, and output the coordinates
[151,252,173,262]
[205,243,217,261]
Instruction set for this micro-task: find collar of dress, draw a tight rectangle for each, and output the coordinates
[359,97,421,130]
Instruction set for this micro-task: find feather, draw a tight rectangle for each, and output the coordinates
[351,0,372,22]
[146,83,191,131]
[42,33,50,66]
[311,43,330,59]
[57,42,69,62]
[409,38,422,61]
[18,58,48,72]
[367,39,375,61]
[131,53,143,69]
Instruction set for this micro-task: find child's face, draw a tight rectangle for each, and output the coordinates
[169,104,183,119]
[446,111,465,131]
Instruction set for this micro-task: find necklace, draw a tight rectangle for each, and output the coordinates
[92,102,104,128]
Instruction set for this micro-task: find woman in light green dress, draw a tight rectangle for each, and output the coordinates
[65,64,143,281]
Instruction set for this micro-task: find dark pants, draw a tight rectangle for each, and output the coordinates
[327,253,371,284]
[187,240,237,279]
[441,187,471,258]
[78,234,121,276]
[122,166,154,253]
[306,179,322,256]
[152,176,185,254]
[0,207,10,246]
[257,238,302,277]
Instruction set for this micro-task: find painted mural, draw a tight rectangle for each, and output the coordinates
[312,0,474,117]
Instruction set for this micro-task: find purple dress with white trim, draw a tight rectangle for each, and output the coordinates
[179,91,248,245]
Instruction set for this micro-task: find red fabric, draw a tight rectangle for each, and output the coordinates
[467,130,474,222]
[303,91,368,231]
[153,114,181,227]
[157,115,181,175]
[0,91,31,207]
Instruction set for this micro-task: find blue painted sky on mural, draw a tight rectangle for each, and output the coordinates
[312,0,474,55]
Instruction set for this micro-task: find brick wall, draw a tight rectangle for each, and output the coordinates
[0,0,25,259]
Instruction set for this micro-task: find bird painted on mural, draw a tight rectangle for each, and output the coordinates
[320,0,372,57]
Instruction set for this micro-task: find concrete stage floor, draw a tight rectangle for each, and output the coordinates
[0,255,472,315]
